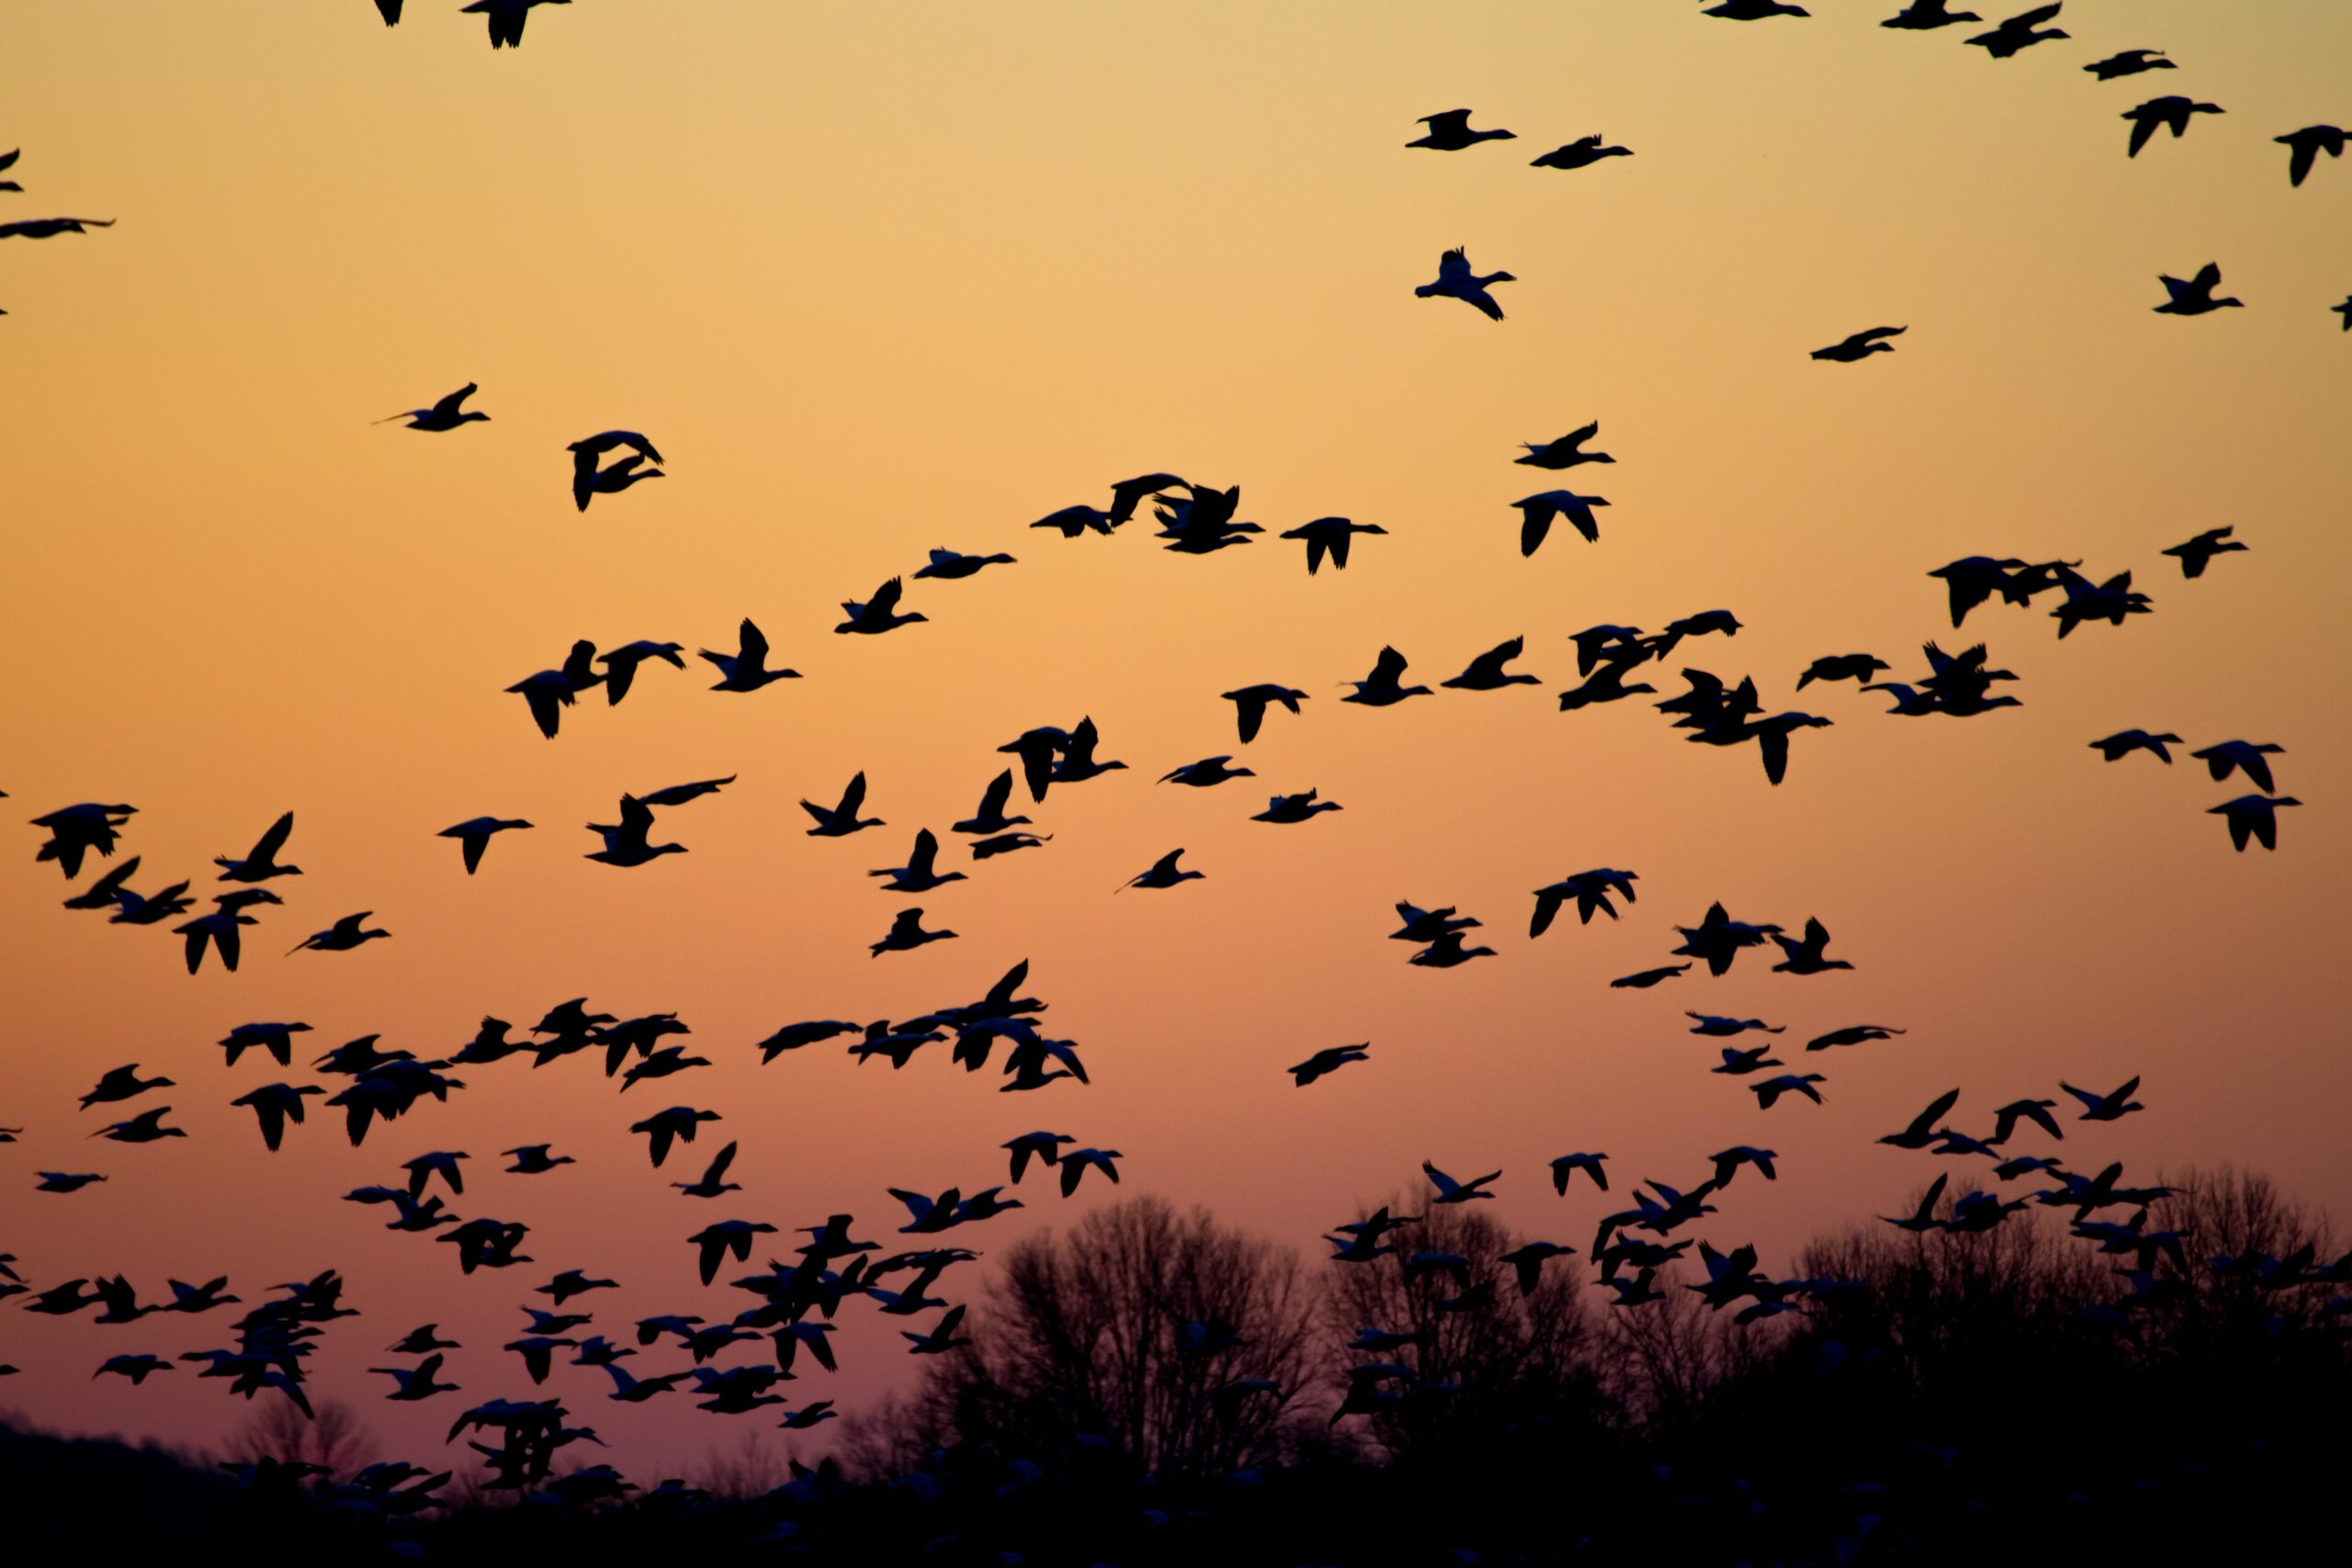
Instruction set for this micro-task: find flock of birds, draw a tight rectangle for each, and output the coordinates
[0,0,2338,1540]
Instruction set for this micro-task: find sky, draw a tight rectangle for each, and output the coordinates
[3,0,2347,1478]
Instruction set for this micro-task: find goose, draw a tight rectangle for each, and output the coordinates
[1712,1045,1783,1074]
[1279,516,1386,574]
[1671,901,1783,976]
[1414,247,1514,321]
[2153,263,2242,316]
[902,1304,971,1355]
[1049,716,1126,784]
[1709,1146,1780,1188]
[1556,661,1657,711]
[2090,728,2180,764]
[1797,653,1890,688]
[1031,503,1116,536]
[231,1083,323,1151]
[2122,96,2222,157]
[1705,0,1809,16]
[215,812,300,882]
[1883,1,1981,28]
[1990,1099,2064,1144]
[1408,109,1514,151]
[503,1145,574,1175]
[637,774,734,808]
[1222,683,1308,743]
[375,382,488,431]
[1442,637,1541,691]
[672,1141,741,1198]
[1342,646,1431,706]
[388,1325,460,1354]
[1423,1160,1500,1203]
[36,1172,107,1192]
[1687,1013,1782,1038]
[1550,1152,1608,1194]
[2083,48,2168,78]
[1884,1174,1950,1233]
[870,907,957,957]
[1966,4,2066,58]
[1751,1074,1827,1110]
[837,576,926,635]
[1002,1131,1074,1184]
[572,452,662,510]
[1531,135,1632,171]
[1877,1089,1961,1148]
[1060,1147,1122,1195]
[31,801,139,880]
[506,639,604,738]
[285,912,390,956]
[96,1355,175,1385]
[1530,867,1638,933]
[439,816,532,874]
[594,639,686,705]
[1812,326,1905,362]
[619,1045,712,1092]
[1516,423,1613,471]
[2191,739,2284,794]
[2061,1077,2144,1122]
[1928,556,2027,627]
[2161,525,2246,579]
[1806,1024,1904,1051]
[567,429,663,498]
[698,618,800,692]
[1410,930,1494,968]
[688,1220,778,1286]
[1770,917,1851,974]
[913,547,1014,581]
[219,1022,311,1067]
[585,795,684,868]
[0,146,21,190]
[460,0,569,49]
[369,1355,458,1402]
[2277,124,2347,187]
[778,1401,838,1430]
[1391,901,1479,942]
[628,1105,720,1168]
[80,1064,173,1110]
[1159,755,1255,788]
[755,1020,861,1061]
[870,829,965,893]
[1510,491,1610,555]
[1611,964,1691,989]
[92,1106,186,1143]
[954,769,1032,833]
[1253,787,1340,824]
[2207,793,2300,852]
[1290,1043,1370,1086]
[1122,848,1203,891]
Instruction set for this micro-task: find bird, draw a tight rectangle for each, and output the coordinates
[594,640,686,705]
[871,907,957,957]
[1415,247,1515,321]
[1751,1074,1826,1111]
[2162,526,2247,579]
[1031,503,1117,537]
[1550,1153,1608,1194]
[1531,135,1632,171]
[2083,49,2171,79]
[36,1172,108,1193]
[1806,1024,1904,1052]
[1222,684,1308,744]
[2154,263,2243,316]
[954,769,1032,834]
[585,796,684,868]
[802,773,884,837]
[1883,0,1981,28]
[96,1355,176,1386]
[1423,1160,1500,1203]
[699,618,799,693]
[2276,125,2346,187]
[1279,516,1386,575]
[2122,96,2222,157]
[1059,1147,1121,1196]
[1704,0,1810,17]
[1440,637,1541,693]
[438,817,532,874]
[1878,1089,1961,1149]
[369,1355,458,1402]
[1391,902,1479,943]
[1290,1044,1370,1087]
[913,547,1015,581]
[670,1143,743,1201]
[687,1220,778,1287]
[567,432,664,510]
[375,382,489,432]
[1408,110,1513,151]
[1159,755,1255,788]
[1687,1013,1783,1039]
[2049,568,2153,638]
[80,1064,174,1111]
[1812,326,1905,363]
[219,1021,311,1068]
[1884,1175,1951,1234]
[870,829,965,894]
[1122,848,1203,892]
[902,1304,971,1356]
[1409,930,1495,968]
[837,577,927,635]
[1990,1099,2064,1145]
[1611,964,1690,989]
[1342,647,1431,706]
[1516,423,1613,471]
[2061,1077,2144,1122]
[288,912,390,955]
[504,1145,574,1175]
[1253,788,1341,825]
[2191,740,2285,794]
[1049,716,1126,785]
[231,1083,323,1151]
[1967,5,2067,59]
[173,909,256,975]
[2091,728,2181,764]
[1797,653,1890,689]
[2208,794,2300,852]
[1671,901,1783,976]
[1709,1146,1780,1188]
[1529,868,1639,934]
[1511,491,1610,556]
[92,1106,186,1143]
[506,639,604,738]
[628,1106,719,1168]
[0,217,116,240]
[215,812,300,882]
[460,0,569,49]
[1770,918,1851,975]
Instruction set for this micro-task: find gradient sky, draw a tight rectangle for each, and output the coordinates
[3,1,2347,1477]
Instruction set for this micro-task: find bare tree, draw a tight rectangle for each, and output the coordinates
[866,1195,1319,1480]
[223,1396,373,1477]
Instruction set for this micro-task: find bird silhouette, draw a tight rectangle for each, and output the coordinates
[871,907,957,957]
[1797,653,1890,689]
[870,829,966,894]
[1415,247,1515,321]
[1879,1089,1961,1148]
[913,547,1015,581]
[215,812,300,882]
[594,640,686,705]
[1883,0,1980,28]
[0,217,116,240]
[1122,848,1203,892]
[1812,326,1905,363]
[567,432,663,511]
[461,0,569,49]
[1806,1024,1904,1052]
[2192,739,2285,794]
[1771,918,1851,975]
[1511,491,1610,555]
[2208,794,2300,852]
[699,618,799,692]
[1253,788,1342,825]
[2276,125,2346,187]
[673,1142,741,1199]
[2061,1077,2144,1121]
[1408,110,1514,151]
[954,769,1032,832]
[1342,647,1431,706]
[837,577,927,636]
[2154,263,2242,316]
[2162,525,2246,579]
[1279,516,1386,574]
[376,383,489,432]
[2091,728,2181,764]
[439,817,531,874]
[1159,755,1255,788]
[1409,930,1495,967]
[1705,0,1810,17]
[585,796,684,868]
[506,639,604,738]
[1290,1044,1370,1087]
[802,773,884,837]
[1752,1074,1826,1110]
[231,1083,322,1151]
[1222,683,1307,744]
[2122,96,2223,157]
[2084,49,2170,79]
[1611,964,1691,989]
[288,912,390,955]
[1532,135,1632,171]
[1967,4,2066,58]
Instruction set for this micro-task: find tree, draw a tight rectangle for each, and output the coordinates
[868,1195,1319,1480]
[223,1396,374,1477]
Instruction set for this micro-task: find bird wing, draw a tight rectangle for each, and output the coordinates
[429,383,478,418]
[1436,247,1471,283]
[1371,646,1408,685]
[737,618,768,666]
[871,577,904,616]
[248,811,295,865]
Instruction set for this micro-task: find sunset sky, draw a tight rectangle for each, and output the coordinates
[4,1,2346,1474]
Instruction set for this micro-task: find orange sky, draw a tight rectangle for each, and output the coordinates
[3,1,2347,1474]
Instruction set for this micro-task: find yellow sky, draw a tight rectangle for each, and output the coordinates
[3,1,2347,1471]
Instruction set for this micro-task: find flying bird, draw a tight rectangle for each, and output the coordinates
[1279,516,1385,575]
[837,578,927,636]
[461,0,569,49]
[2121,96,2222,157]
[215,812,300,883]
[1414,247,1515,321]
[439,817,532,874]
[585,796,684,868]
[2161,526,2246,579]
[375,382,489,432]
[913,547,1015,581]
[699,618,799,692]
[1531,135,1632,171]
[2090,729,2180,764]
[0,217,116,239]
[1408,110,1514,151]
[802,773,884,837]
[1883,1,1981,28]
[2191,740,2284,795]
[2275,125,2346,187]
[1290,1044,1370,1087]
[1812,326,1905,363]
[2154,263,2242,316]
[595,640,685,705]
[2207,794,2300,852]
[1222,683,1307,744]
[288,912,390,955]
[1510,491,1610,555]
[1121,848,1203,892]
[1966,5,2067,58]
[2083,49,2170,79]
